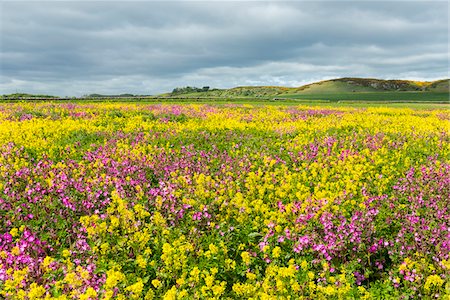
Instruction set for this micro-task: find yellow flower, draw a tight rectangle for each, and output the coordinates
[424,274,444,291]
[272,246,281,258]
[105,269,125,289]
[41,256,54,270]
[292,281,301,292]
[176,277,185,286]
[209,243,218,254]
[136,255,147,269]
[224,259,235,271]
[126,279,144,298]
[100,242,109,254]
[64,272,82,286]
[11,246,20,256]
[134,204,150,218]
[323,285,336,296]
[178,289,188,298]
[441,260,450,270]
[357,286,371,300]
[109,215,120,228]
[151,279,161,288]
[9,228,18,237]
[241,251,251,265]
[300,260,308,270]
[246,272,257,281]
[163,286,177,300]
[212,282,226,296]
[190,267,200,282]
[79,287,97,300]
[62,249,71,258]
[28,283,46,300]
[278,265,296,278]
[205,275,214,287]
[78,267,90,280]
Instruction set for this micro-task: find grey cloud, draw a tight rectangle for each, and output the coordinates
[0,1,448,96]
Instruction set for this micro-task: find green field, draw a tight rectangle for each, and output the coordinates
[280,92,449,102]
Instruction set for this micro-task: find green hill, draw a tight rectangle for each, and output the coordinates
[425,79,449,92]
[164,78,449,102]
[282,78,449,102]
[295,78,429,94]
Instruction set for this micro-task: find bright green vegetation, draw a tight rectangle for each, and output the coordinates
[279,92,449,102]
[297,78,450,93]
[166,78,449,99]
[0,93,58,99]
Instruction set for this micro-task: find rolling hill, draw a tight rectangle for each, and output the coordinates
[164,78,449,101]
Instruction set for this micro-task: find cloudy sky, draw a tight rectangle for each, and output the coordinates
[0,1,448,96]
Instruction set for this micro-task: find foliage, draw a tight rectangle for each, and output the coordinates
[171,86,211,95]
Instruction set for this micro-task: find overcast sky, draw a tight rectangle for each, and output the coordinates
[0,1,448,96]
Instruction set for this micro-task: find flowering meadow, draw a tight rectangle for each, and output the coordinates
[0,102,449,299]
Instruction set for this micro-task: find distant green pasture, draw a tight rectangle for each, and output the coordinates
[280,92,449,102]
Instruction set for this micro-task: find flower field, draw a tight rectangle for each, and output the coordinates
[0,103,449,299]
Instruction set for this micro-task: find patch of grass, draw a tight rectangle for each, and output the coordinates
[280,92,449,102]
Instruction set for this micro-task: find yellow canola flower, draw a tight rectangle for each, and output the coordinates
[163,286,177,300]
[105,269,125,289]
[64,272,82,286]
[79,287,97,300]
[62,249,71,258]
[152,279,162,288]
[11,246,20,256]
[136,255,147,269]
[301,260,308,270]
[241,251,252,265]
[208,243,218,255]
[27,283,46,300]
[441,260,450,270]
[246,272,257,281]
[126,279,144,299]
[424,275,444,291]
[42,256,54,265]
[9,228,18,237]
[204,275,214,287]
[272,246,281,259]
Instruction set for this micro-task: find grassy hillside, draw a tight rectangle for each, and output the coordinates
[294,80,380,94]
[426,79,449,92]
[165,78,449,101]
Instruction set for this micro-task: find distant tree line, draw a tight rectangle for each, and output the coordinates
[171,86,211,95]
[1,93,58,99]
[87,93,136,98]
